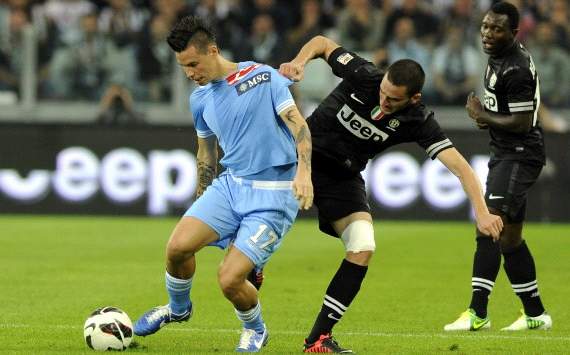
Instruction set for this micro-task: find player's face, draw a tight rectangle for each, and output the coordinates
[175,44,217,86]
[379,76,414,114]
[480,12,516,56]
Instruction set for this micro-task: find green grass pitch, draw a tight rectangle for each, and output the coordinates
[0,216,569,354]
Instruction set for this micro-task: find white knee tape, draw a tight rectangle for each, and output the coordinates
[341,220,376,252]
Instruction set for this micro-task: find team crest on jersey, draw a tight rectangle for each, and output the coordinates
[337,53,354,65]
[388,119,400,128]
[371,106,384,121]
[235,72,271,95]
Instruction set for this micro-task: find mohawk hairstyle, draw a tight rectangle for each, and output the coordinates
[491,1,520,31]
[386,59,425,96]
[166,16,216,53]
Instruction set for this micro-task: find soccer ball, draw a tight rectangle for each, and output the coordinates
[83,307,133,351]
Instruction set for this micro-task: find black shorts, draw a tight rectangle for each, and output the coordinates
[485,159,542,223]
[312,166,370,238]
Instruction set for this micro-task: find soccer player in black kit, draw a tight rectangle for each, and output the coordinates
[444,2,552,332]
[278,34,504,352]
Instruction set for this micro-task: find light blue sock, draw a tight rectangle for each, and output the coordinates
[235,302,265,333]
[165,271,192,316]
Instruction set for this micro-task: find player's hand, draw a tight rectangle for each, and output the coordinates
[292,169,313,210]
[476,213,503,241]
[279,62,305,82]
[466,92,485,125]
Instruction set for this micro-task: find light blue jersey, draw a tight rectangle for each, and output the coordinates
[190,62,296,178]
[185,62,300,267]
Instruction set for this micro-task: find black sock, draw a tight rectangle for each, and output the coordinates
[503,240,545,317]
[469,237,501,318]
[306,259,368,343]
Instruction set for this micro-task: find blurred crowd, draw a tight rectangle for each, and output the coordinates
[1,0,570,109]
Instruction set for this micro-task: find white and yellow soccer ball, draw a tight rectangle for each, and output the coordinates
[83,307,133,351]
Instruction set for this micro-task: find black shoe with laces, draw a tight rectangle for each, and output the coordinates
[303,333,353,353]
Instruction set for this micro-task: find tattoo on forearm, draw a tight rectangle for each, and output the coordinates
[297,125,312,169]
[197,161,216,197]
[285,109,297,126]
[283,108,312,169]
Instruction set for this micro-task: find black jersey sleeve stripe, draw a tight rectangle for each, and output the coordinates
[508,101,534,107]
[509,106,534,112]
[426,138,452,158]
[426,138,451,154]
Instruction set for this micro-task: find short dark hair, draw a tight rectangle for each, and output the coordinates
[167,16,216,53]
[386,59,425,96]
[490,1,519,31]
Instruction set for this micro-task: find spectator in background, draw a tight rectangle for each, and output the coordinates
[0,0,53,97]
[336,0,386,53]
[550,0,570,52]
[241,0,293,36]
[98,0,148,46]
[136,14,174,102]
[438,0,481,46]
[387,17,428,64]
[384,0,439,47]
[507,0,537,44]
[41,0,95,46]
[97,0,148,92]
[246,13,281,66]
[48,12,132,100]
[191,0,249,60]
[0,5,27,94]
[150,0,190,27]
[431,24,479,105]
[97,83,144,125]
[386,17,433,95]
[284,0,327,60]
[527,21,570,107]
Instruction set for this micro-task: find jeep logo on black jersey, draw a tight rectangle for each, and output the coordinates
[484,89,498,112]
[235,72,271,95]
[337,105,389,142]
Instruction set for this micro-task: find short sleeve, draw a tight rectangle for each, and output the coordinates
[190,92,213,138]
[504,66,536,113]
[413,113,454,159]
[268,66,295,115]
[327,47,381,90]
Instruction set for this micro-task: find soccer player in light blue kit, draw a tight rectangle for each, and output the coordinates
[133,16,313,352]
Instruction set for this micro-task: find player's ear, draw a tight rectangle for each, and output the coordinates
[207,44,219,56]
[410,92,421,105]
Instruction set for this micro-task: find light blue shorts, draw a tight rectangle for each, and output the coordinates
[184,172,299,267]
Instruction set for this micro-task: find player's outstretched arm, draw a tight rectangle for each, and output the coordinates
[278,35,340,82]
[436,147,504,240]
[196,136,218,198]
[279,105,313,210]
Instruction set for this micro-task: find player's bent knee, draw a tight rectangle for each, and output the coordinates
[217,269,242,297]
[166,239,190,264]
[341,220,376,253]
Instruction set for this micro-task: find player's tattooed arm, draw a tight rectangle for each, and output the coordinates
[280,105,313,210]
[283,107,312,170]
[196,136,218,198]
[197,161,216,198]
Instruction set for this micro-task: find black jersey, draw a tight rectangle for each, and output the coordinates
[307,47,453,176]
[482,41,545,164]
